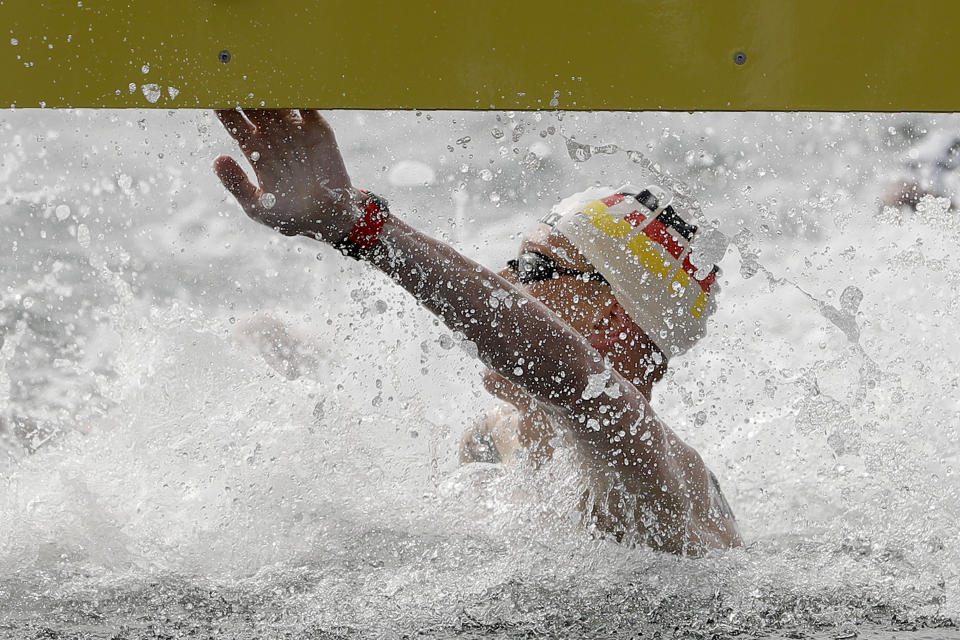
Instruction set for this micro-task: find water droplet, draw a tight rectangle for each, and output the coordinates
[260,192,277,209]
[839,286,863,314]
[690,227,729,270]
[459,339,479,359]
[141,63,150,74]
[141,83,161,103]
[54,204,70,221]
[76,223,91,248]
[229,316,236,324]
[10,38,18,46]
[739,253,760,279]
[565,138,591,162]
[250,151,261,162]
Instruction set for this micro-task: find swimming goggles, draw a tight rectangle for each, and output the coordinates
[507,251,609,286]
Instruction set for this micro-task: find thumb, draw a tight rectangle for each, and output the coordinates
[214,155,259,212]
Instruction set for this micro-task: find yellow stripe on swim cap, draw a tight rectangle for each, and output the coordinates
[627,235,675,279]
[669,267,691,297]
[584,201,632,238]
[691,290,710,319]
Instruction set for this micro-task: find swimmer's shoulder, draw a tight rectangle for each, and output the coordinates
[458,404,521,464]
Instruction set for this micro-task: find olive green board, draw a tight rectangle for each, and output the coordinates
[1,0,956,111]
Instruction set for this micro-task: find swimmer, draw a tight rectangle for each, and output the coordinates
[214,109,741,555]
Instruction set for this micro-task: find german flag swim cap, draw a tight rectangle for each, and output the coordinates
[542,185,722,357]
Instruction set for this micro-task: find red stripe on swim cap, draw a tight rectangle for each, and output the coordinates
[624,210,647,227]
[681,255,718,292]
[600,193,626,207]
[642,220,685,260]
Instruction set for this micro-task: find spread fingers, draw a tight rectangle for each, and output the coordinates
[215,108,255,142]
[245,109,292,136]
[214,155,260,212]
[300,109,336,137]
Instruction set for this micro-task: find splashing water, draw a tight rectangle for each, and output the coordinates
[140,84,161,105]
[1,109,960,639]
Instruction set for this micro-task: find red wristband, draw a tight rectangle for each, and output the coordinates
[334,191,390,259]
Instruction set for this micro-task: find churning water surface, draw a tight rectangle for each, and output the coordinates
[1,110,959,639]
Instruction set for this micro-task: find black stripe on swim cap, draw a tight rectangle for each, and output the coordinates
[635,189,659,212]
[656,206,698,241]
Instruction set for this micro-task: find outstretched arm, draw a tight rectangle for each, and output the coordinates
[214,109,660,461]
[214,109,740,552]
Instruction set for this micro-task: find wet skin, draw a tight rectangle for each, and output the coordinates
[482,223,665,412]
[215,108,742,555]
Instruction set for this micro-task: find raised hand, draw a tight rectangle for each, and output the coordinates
[214,109,360,239]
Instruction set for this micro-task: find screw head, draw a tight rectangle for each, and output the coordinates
[218,49,232,64]
[734,51,747,66]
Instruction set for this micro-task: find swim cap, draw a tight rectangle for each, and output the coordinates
[541,185,722,357]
